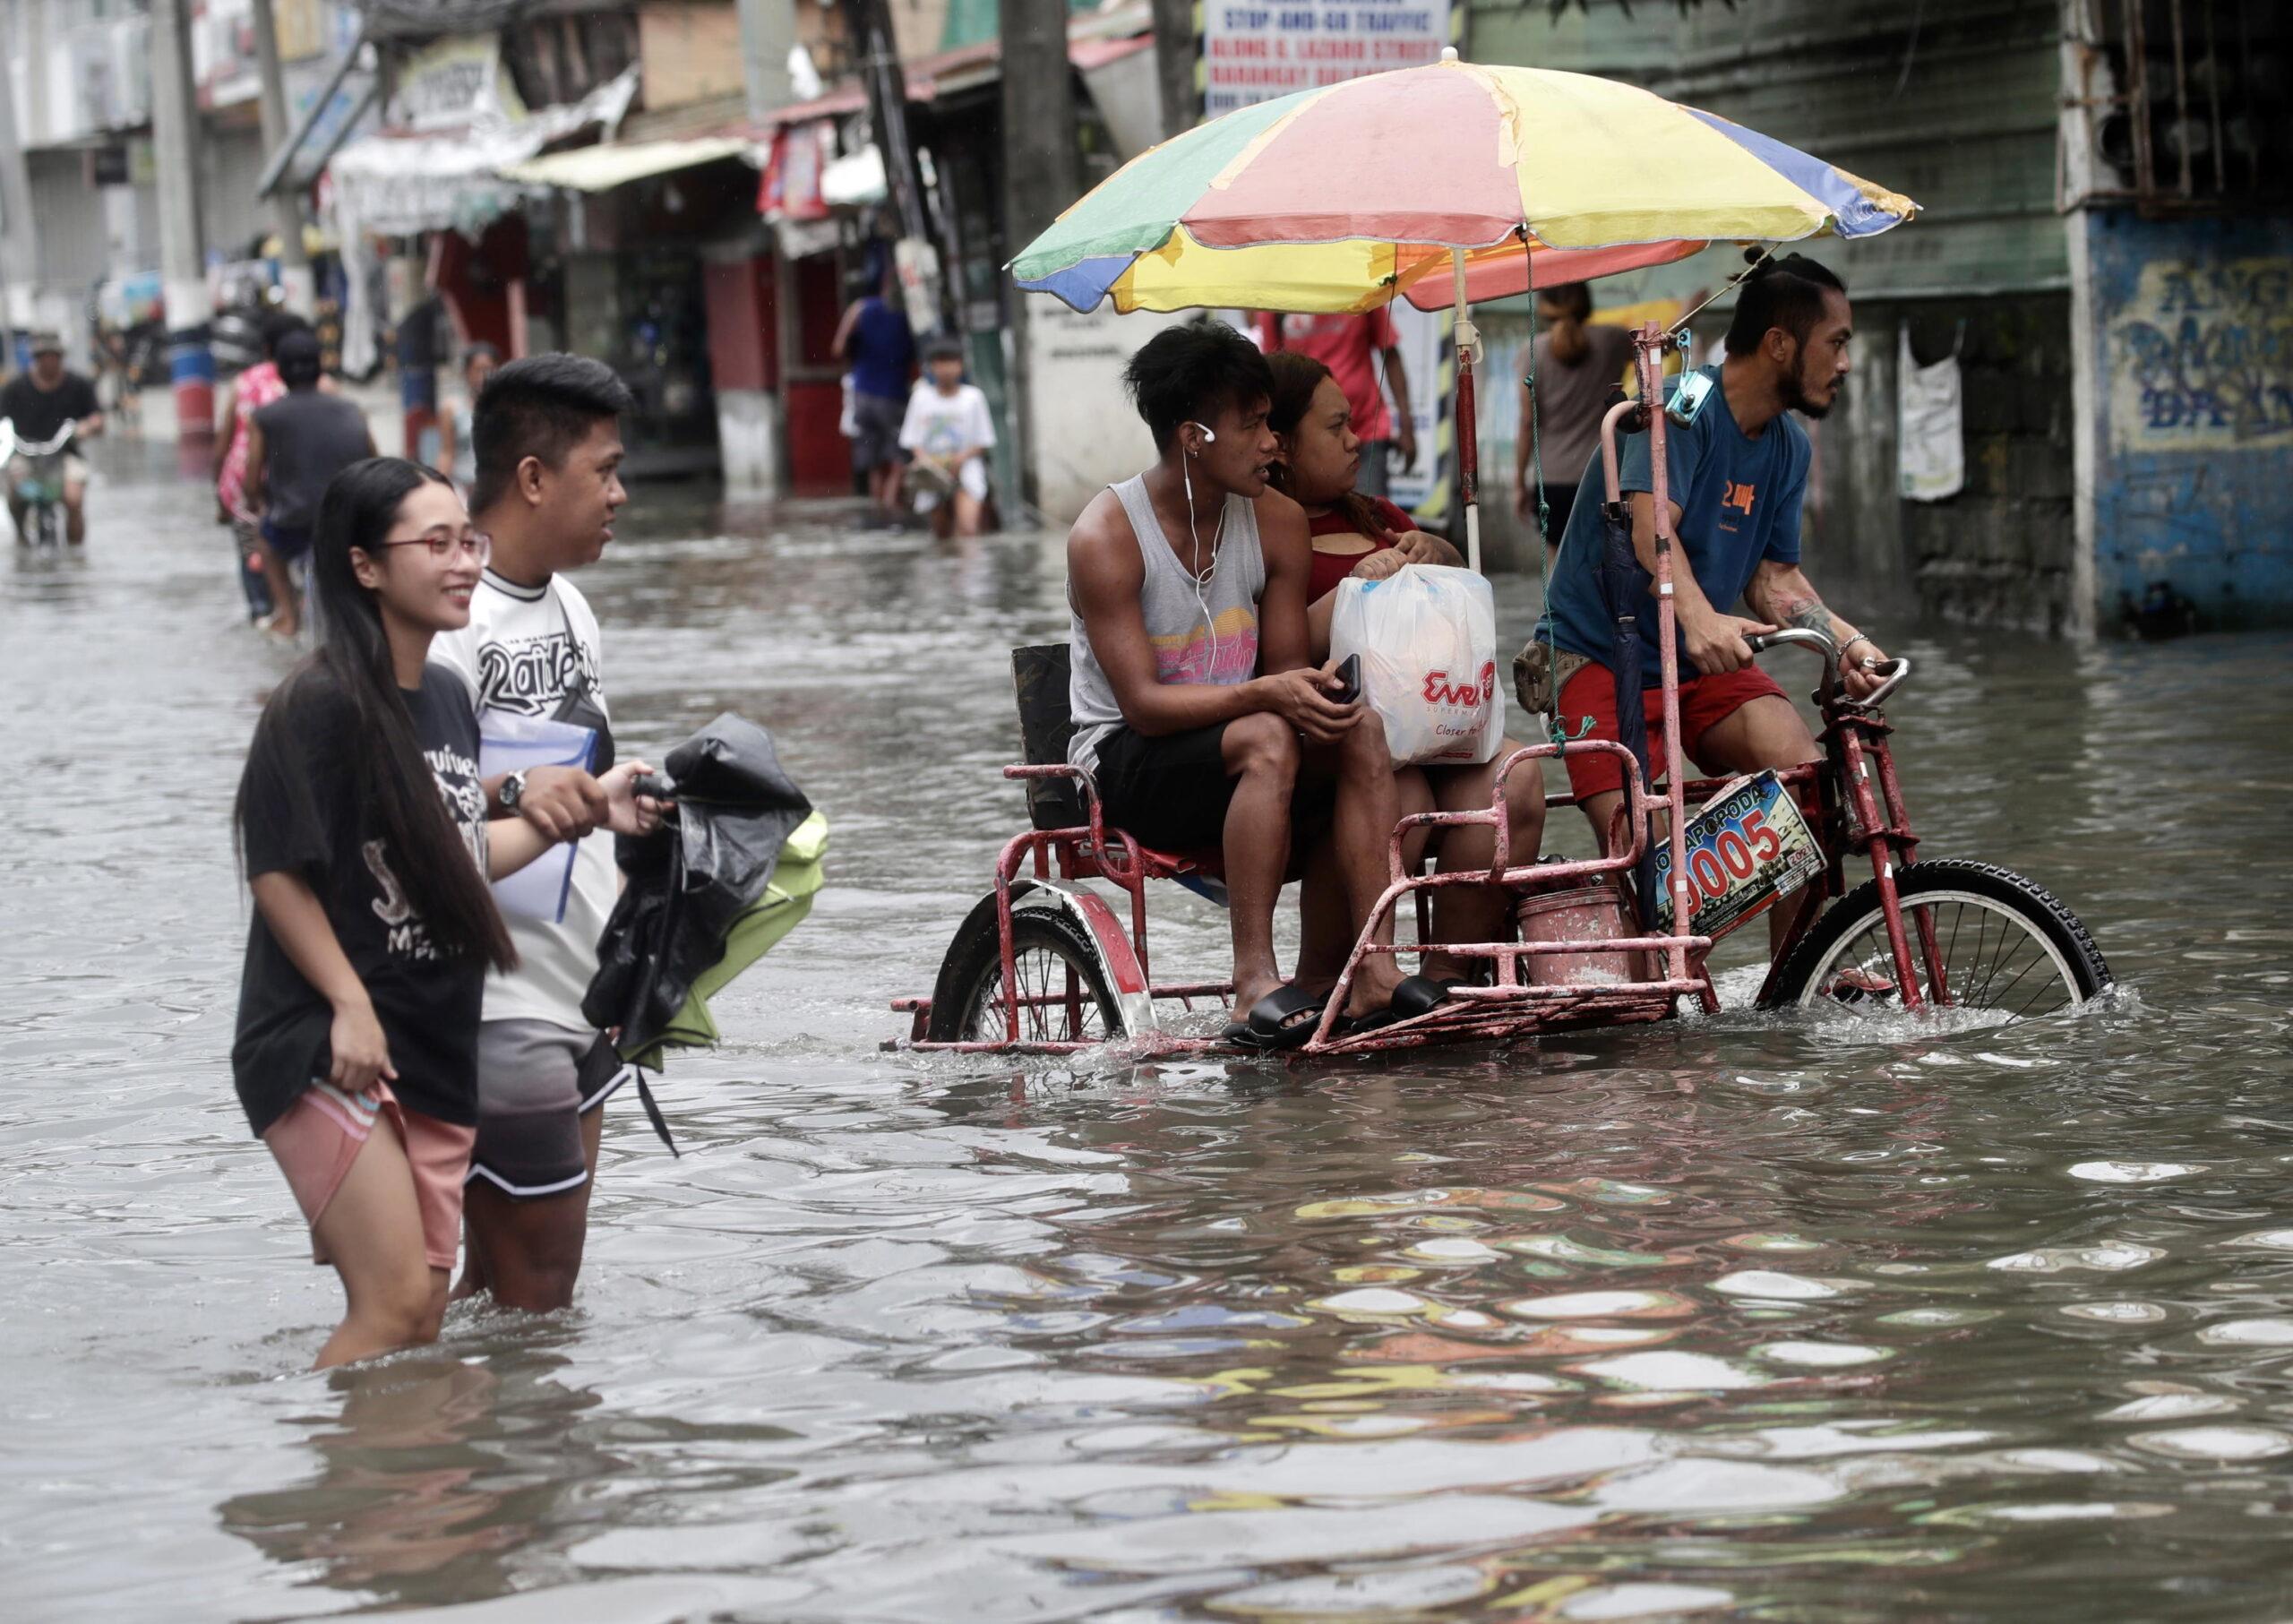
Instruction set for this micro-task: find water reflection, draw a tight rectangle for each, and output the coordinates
[218,1354,603,1606]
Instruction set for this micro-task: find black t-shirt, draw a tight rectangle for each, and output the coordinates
[252,391,372,530]
[1,373,99,443]
[232,665,490,1138]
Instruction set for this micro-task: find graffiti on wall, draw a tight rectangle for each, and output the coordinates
[2108,257,2293,451]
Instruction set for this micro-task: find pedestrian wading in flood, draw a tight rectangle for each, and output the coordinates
[431,352,643,1315]
[230,456,663,1369]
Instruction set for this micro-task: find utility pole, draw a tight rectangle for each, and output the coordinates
[148,0,214,442]
[1149,0,1197,138]
[0,0,37,365]
[1001,0,1079,506]
[249,0,313,315]
[844,0,927,245]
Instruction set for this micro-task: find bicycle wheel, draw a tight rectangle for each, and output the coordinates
[1768,859,2111,1020]
[925,897,1124,1044]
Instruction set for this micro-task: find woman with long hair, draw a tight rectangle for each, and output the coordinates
[1267,351,1546,1011]
[233,457,660,1368]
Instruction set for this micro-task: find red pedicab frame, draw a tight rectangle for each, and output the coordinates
[894,323,1954,1056]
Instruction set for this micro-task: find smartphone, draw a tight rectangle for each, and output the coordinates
[1666,367,1716,428]
[1331,653,1363,707]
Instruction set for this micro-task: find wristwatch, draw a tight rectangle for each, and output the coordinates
[496,769,527,813]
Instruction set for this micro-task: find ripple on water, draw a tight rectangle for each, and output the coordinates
[2195,1318,2293,1346]
[2128,1427,2293,1462]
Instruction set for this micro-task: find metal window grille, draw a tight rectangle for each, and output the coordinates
[2061,0,2290,210]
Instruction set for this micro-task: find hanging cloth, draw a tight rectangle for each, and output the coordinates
[1897,322,1964,503]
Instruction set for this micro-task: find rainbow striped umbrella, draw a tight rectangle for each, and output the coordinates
[1012,54,1917,315]
[1012,51,1915,570]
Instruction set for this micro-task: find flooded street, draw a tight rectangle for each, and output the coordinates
[5,443,2292,1622]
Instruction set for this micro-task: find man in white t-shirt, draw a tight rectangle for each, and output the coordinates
[897,336,994,537]
[429,353,643,1312]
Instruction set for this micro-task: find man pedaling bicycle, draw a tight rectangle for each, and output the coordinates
[1530,254,1891,962]
[3,332,105,546]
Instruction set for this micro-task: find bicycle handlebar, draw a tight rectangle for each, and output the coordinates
[0,418,73,458]
[1744,627,1912,710]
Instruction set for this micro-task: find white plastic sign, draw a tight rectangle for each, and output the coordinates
[1328,563,1501,767]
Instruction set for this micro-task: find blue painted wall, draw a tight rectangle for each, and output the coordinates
[2089,212,2293,630]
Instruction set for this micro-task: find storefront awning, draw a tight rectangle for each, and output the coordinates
[501,135,758,193]
[325,66,639,236]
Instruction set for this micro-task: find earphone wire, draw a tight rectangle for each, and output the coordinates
[1182,432,1227,675]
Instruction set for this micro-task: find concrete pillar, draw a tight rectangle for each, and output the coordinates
[1001,0,1080,508]
[148,0,214,441]
[0,0,38,359]
[702,245,782,495]
[2065,211,2100,640]
[250,0,313,316]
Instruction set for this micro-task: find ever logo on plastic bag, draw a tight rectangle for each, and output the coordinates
[1328,563,1501,767]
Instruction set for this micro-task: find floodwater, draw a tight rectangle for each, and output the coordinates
[4,442,2291,1624]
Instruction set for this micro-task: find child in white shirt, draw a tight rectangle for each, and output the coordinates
[898,336,996,537]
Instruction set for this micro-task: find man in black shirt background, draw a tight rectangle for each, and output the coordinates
[245,331,376,638]
[2,332,104,545]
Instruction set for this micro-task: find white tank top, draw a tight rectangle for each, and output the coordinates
[1067,474,1265,771]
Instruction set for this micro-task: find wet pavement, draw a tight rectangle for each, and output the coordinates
[4,440,2291,1622]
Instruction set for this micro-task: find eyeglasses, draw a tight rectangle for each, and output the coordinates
[378,528,492,564]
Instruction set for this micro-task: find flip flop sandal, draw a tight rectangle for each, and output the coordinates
[1389,975,1468,1020]
[1331,1002,1405,1038]
[1222,984,1332,1052]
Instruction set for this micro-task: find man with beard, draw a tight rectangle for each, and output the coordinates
[1533,256,1889,958]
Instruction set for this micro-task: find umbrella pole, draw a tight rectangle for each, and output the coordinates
[1636,321,1695,982]
[1451,249,1481,573]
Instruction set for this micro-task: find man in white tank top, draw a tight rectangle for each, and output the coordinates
[1066,323,1409,1048]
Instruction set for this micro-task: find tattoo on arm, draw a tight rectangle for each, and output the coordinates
[1776,592,1842,642]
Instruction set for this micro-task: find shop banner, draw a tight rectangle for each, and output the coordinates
[1202,1,1454,116]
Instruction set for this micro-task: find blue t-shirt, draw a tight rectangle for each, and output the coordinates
[848,297,915,402]
[1536,365,1809,684]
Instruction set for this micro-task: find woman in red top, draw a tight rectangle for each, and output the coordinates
[1267,352,1546,1010]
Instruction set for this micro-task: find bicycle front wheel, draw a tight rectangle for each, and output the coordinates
[1769,859,2111,1020]
[925,897,1124,1045]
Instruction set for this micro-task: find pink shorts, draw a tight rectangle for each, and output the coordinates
[262,1080,476,1271]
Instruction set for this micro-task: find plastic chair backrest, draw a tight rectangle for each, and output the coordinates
[1011,644,1086,831]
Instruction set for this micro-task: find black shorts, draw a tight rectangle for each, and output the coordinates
[1094,723,1237,851]
[850,391,904,473]
[1092,724,1336,855]
[260,517,313,560]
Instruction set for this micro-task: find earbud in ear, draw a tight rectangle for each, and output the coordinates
[1187,420,1218,447]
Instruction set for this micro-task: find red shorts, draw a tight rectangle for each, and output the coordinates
[1555,661,1789,801]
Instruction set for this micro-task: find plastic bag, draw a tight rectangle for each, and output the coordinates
[1328,563,1500,766]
